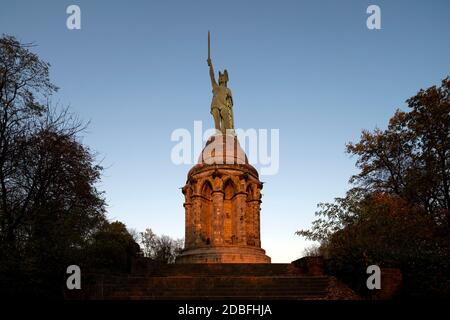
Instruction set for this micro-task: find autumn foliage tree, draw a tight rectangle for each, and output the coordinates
[347,79,449,218]
[298,78,450,298]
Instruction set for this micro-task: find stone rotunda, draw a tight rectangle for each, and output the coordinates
[176,133,271,263]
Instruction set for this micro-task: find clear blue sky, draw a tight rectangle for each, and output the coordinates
[1,0,449,262]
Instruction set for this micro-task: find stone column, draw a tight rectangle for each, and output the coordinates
[245,200,254,246]
[231,198,238,244]
[211,191,224,245]
[183,201,192,248]
[254,201,261,247]
[191,194,202,246]
[254,187,262,247]
[246,199,259,247]
[235,192,247,245]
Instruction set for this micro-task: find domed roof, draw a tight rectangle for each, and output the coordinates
[198,133,248,165]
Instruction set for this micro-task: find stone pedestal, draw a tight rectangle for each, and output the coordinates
[177,134,271,264]
[176,246,270,264]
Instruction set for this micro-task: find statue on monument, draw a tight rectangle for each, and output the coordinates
[207,31,234,135]
[175,32,271,264]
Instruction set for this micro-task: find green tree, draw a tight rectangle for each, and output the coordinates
[0,35,133,298]
[1,35,59,246]
[140,228,183,263]
[84,221,141,273]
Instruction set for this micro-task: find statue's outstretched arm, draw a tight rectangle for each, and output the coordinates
[208,60,217,87]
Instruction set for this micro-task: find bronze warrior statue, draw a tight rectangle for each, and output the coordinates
[207,32,234,134]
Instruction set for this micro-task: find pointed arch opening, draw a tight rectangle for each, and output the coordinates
[223,179,236,244]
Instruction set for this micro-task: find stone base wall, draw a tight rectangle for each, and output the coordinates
[292,256,325,276]
[176,245,271,264]
[370,268,403,300]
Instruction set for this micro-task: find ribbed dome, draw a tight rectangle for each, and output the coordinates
[198,133,248,165]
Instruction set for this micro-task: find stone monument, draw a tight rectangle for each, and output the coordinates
[65,33,363,301]
[176,32,270,263]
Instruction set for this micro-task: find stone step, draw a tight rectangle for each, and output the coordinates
[65,262,337,300]
[108,295,327,300]
[108,290,328,297]
[89,275,330,299]
[108,292,329,299]
[103,286,329,292]
[131,261,303,276]
[98,276,329,286]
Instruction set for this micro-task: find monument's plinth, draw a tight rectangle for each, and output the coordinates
[176,134,271,264]
[177,245,270,264]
